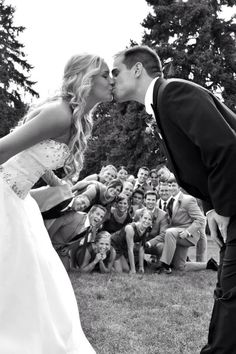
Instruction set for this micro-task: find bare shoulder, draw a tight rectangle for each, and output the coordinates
[125,224,134,234]
[42,100,72,128]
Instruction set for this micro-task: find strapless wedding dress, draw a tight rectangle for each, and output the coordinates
[0,140,95,354]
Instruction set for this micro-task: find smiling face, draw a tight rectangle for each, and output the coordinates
[158,184,171,201]
[106,185,122,199]
[140,211,153,229]
[132,192,144,206]
[150,171,159,187]
[101,167,117,184]
[122,181,134,197]
[117,198,129,213]
[145,194,157,210]
[117,168,128,182]
[137,168,149,184]
[89,207,106,227]
[72,195,90,211]
[90,62,113,103]
[96,236,111,255]
[112,55,137,102]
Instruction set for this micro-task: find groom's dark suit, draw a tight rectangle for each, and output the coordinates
[152,78,236,353]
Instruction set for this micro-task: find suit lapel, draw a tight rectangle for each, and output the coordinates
[152,78,180,179]
[171,193,183,219]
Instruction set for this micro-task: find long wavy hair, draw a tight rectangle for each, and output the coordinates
[61,54,104,180]
[20,53,105,181]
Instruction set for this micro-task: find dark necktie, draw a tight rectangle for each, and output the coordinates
[167,198,175,218]
[76,226,92,267]
[163,201,167,211]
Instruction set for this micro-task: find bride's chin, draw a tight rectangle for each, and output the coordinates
[103,94,114,103]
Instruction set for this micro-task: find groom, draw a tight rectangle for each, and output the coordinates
[112,45,236,353]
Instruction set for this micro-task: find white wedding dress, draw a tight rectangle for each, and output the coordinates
[0,139,95,354]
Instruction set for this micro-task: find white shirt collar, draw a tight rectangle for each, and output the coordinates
[173,191,181,202]
[144,77,159,115]
[85,215,90,228]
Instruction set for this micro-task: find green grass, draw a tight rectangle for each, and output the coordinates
[70,238,219,354]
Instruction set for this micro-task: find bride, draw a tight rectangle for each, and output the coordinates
[0,53,113,353]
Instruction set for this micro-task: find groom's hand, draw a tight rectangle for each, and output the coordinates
[207,209,230,247]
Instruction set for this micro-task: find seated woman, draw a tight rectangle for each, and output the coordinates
[102,193,132,233]
[78,231,116,273]
[117,166,128,183]
[72,179,123,213]
[111,209,153,274]
[72,164,117,192]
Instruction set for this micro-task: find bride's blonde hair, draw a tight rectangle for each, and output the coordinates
[62,54,104,180]
[20,53,104,181]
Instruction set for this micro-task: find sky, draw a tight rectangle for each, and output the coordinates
[5,0,236,102]
[6,0,151,101]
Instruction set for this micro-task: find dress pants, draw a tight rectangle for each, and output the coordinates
[201,214,236,354]
[196,227,207,261]
[160,227,195,269]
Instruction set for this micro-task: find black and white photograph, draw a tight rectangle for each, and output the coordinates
[0,0,236,353]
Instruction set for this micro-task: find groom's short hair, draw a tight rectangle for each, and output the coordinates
[115,45,162,78]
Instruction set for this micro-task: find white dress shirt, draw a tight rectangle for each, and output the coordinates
[144,77,160,115]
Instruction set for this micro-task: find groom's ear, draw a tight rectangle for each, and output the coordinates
[133,62,143,77]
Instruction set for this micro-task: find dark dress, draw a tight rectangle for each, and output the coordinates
[102,210,132,233]
[111,222,149,259]
[76,243,115,271]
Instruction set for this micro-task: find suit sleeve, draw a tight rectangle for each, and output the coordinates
[163,82,236,216]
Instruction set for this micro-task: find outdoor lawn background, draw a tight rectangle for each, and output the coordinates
[70,237,219,354]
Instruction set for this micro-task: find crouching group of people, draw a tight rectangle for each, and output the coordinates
[31,166,218,275]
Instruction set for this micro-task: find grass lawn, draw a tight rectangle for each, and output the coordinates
[70,238,219,354]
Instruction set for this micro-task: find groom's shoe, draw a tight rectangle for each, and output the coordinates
[206,258,218,271]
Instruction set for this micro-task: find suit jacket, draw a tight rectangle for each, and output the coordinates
[30,184,73,219]
[168,192,205,245]
[48,211,97,246]
[134,206,169,241]
[152,78,236,216]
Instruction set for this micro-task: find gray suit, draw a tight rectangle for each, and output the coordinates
[159,192,206,269]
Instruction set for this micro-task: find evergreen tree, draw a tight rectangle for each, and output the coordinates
[81,101,166,178]
[142,0,236,111]
[0,0,38,136]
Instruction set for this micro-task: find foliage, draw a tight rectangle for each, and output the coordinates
[82,0,236,178]
[80,101,166,178]
[0,0,38,136]
[142,0,236,111]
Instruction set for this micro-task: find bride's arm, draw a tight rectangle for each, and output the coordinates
[42,170,66,186]
[0,101,71,164]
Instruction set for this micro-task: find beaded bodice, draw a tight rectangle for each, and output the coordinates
[0,139,70,199]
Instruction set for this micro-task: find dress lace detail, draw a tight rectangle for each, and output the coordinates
[0,139,70,199]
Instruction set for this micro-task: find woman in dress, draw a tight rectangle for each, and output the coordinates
[102,193,132,233]
[0,53,113,353]
[78,231,116,273]
[111,209,153,273]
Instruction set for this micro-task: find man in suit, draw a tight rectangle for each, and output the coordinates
[134,190,169,262]
[133,166,150,193]
[48,204,107,271]
[112,45,236,353]
[160,178,209,270]
[168,175,208,263]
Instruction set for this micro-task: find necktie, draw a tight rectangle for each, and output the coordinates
[76,226,92,267]
[167,198,174,218]
[163,201,167,211]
